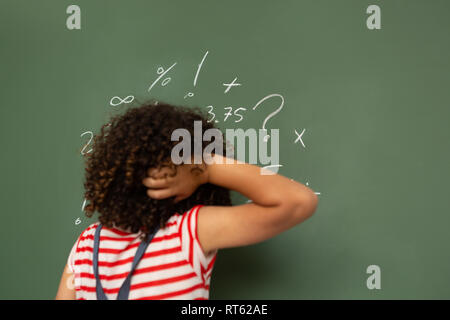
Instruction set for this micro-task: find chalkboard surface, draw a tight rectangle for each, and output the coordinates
[1,0,450,299]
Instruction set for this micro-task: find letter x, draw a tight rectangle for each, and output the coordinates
[294,129,306,148]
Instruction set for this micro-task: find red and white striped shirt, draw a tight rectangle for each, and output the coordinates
[67,205,217,300]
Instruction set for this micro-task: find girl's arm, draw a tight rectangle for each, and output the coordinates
[55,264,76,300]
[143,154,318,254]
[197,154,318,253]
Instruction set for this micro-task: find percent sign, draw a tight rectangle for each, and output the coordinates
[148,62,177,92]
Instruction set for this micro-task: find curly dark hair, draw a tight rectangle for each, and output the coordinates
[82,99,231,239]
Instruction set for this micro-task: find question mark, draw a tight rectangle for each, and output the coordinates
[252,93,285,141]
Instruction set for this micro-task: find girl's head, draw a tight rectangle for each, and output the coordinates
[83,100,231,237]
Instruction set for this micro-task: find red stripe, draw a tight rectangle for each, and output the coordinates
[78,272,198,294]
[187,208,195,265]
[153,232,180,243]
[206,254,216,273]
[74,230,83,256]
[74,246,182,267]
[83,221,177,239]
[179,211,187,236]
[136,283,208,300]
[201,265,206,282]
[194,205,208,282]
[78,286,98,293]
[103,220,178,236]
[103,227,132,236]
[165,221,178,228]
[202,254,216,283]
[77,231,180,255]
[79,230,180,245]
[80,232,178,242]
[85,224,99,233]
[75,223,99,254]
[131,272,197,290]
[133,260,189,275]
[194,203,213,280]
[194,205,204,243]
[76,245,138,254]
[79,234,136,242]
[77,260,190,280]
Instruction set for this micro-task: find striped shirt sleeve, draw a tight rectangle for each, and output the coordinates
[179,205,218,282]
[67,239,78,273]
[66,225,91,274]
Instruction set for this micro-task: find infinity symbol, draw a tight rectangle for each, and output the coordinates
[109,95,135,106]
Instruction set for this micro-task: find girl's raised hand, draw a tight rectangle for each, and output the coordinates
[142,163,208,203]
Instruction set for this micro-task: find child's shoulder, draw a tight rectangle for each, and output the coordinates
[77,210,198,238]
[165,212,182,230]
[79,221,100,238]
[165,205,201,230]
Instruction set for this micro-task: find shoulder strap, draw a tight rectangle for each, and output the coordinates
[93,224,160,300]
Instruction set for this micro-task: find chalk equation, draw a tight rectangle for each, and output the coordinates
[294,128,306,148]
[223,77,242,93]
[110,95,134,107]
[76,49,322,225]
[80,131,93,155]
[148,62,177,92]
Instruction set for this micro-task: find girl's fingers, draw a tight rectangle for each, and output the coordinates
[142,177,170,189]
[146,188,176,200]
[147,165,177,179]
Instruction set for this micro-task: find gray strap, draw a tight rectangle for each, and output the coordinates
[93,224,159,300]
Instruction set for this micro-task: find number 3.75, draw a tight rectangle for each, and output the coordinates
[206,106,247,124]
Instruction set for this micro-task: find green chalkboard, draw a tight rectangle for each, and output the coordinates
[1,0,450,299]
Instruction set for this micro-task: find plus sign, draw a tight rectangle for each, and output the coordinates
[223,77,242,93]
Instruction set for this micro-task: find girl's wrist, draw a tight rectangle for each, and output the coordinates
[189,163,209,186]
[202,165,209,185]
[202,153,237,187]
